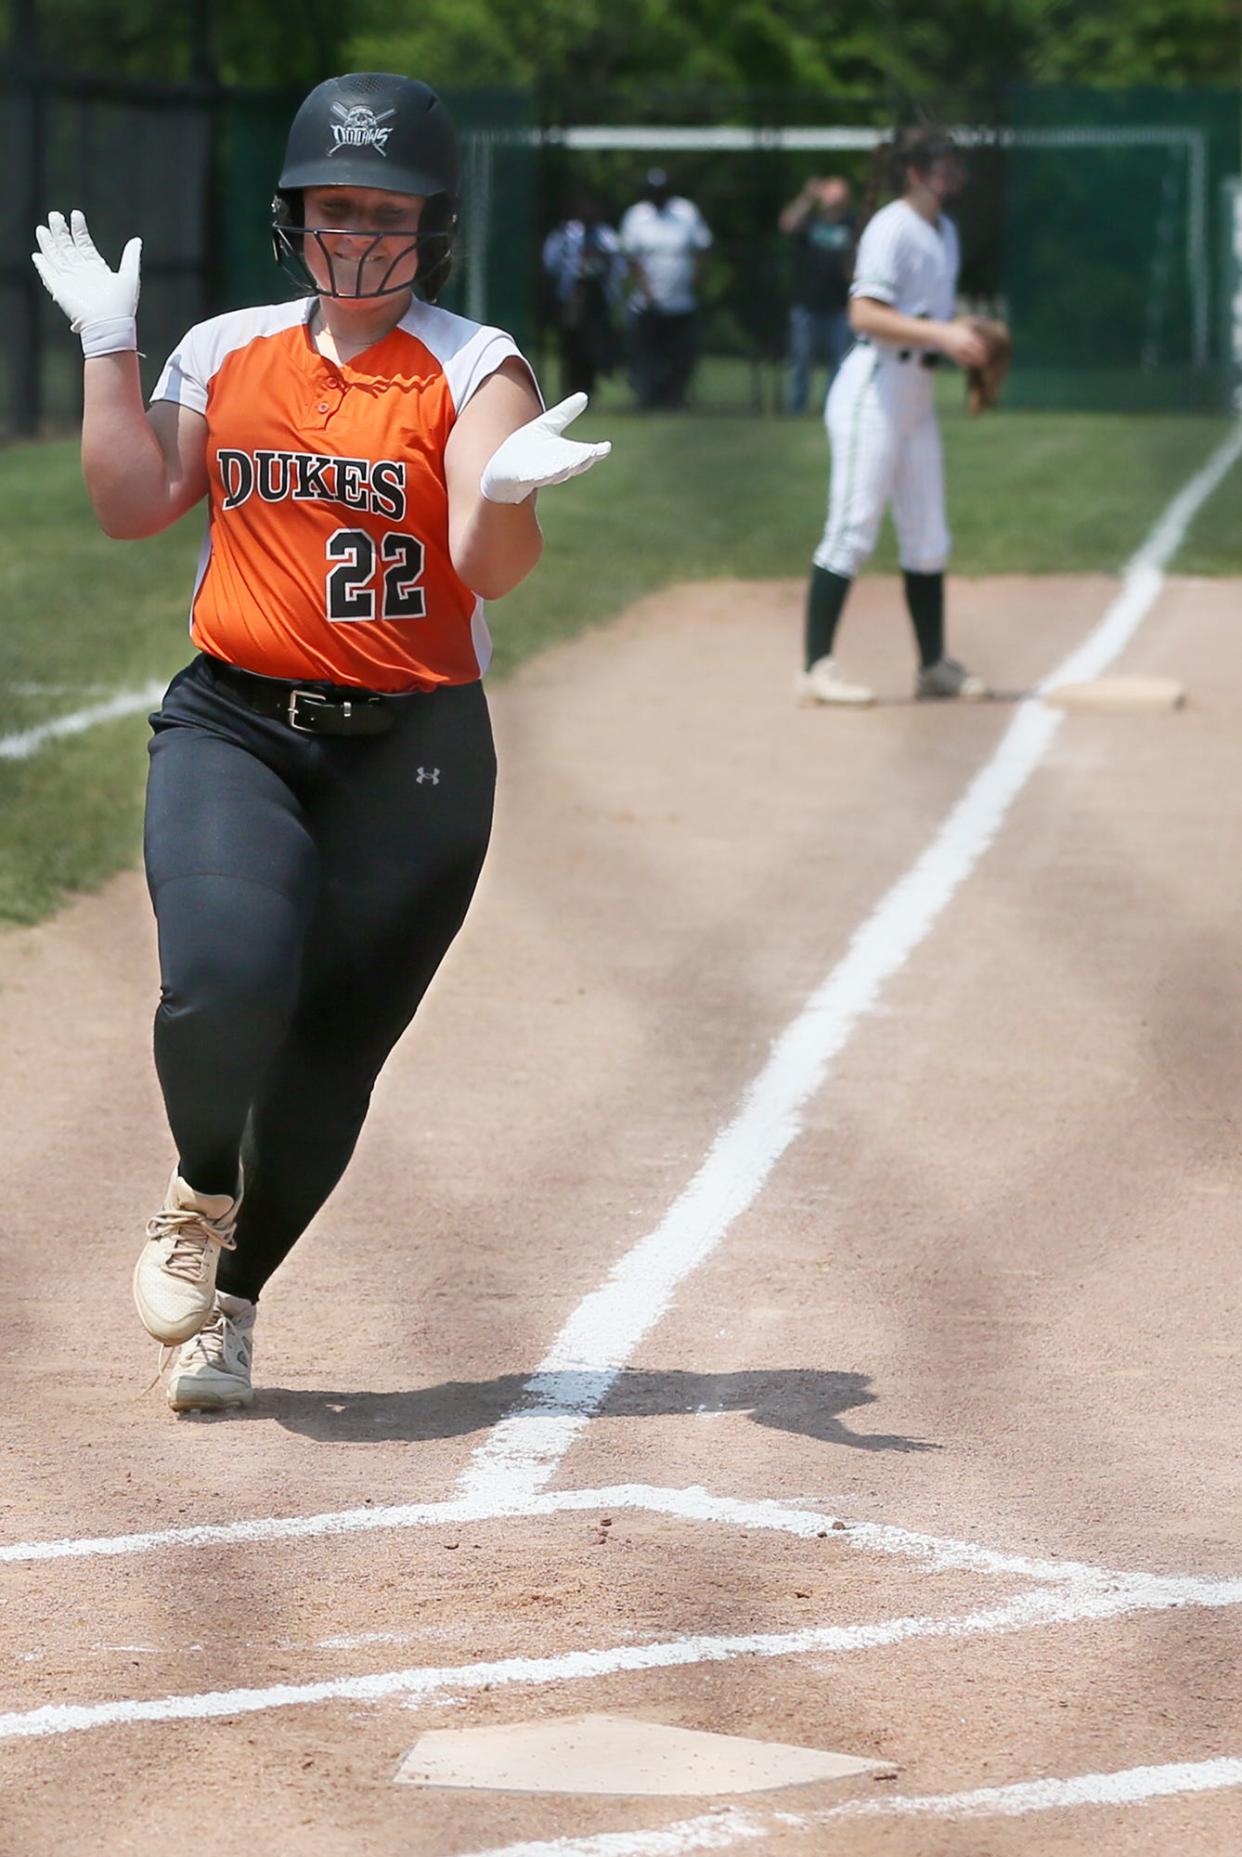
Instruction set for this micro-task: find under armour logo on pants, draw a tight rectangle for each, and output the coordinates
[416,767,440,785]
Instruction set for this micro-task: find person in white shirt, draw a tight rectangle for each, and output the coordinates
[797,128,992,706]
[619,168,713,409]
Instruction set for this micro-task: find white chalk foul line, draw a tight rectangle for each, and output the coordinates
[464,1816,763,1857]
[0,1481,1119,1587]
[0,682,166,761]
[807,1752,1242,1822]
[4,1563,1242,1746]
[463,1755,1242,1855]
[459,422,1242,1507]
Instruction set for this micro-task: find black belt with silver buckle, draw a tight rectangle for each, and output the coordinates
[856,337,940,369]
[202,657,395,736]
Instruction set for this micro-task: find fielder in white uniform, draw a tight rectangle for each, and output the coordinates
[797,129,991,706]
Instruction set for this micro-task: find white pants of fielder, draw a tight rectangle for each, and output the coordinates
[813,343,950,578]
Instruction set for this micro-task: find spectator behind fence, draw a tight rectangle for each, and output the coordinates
[619,168,712,410]
[541,194,625,400]
[779,175,857,413]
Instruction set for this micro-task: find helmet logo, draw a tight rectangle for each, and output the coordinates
[328,102,396,156]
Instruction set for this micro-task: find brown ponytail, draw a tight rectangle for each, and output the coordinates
[858,135,894,238]
[859,124,957,235]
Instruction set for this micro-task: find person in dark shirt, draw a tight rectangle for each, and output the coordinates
[779,175,857,413]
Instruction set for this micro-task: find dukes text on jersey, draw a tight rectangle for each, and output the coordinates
[217,449,408,520]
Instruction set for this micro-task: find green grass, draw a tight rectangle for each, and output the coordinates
[1168,434,1242,576]
[1,391,1240,924]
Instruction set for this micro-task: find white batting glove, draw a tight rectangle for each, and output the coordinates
[480,393,611,504]
[31,209,141,358]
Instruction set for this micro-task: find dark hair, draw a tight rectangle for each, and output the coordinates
[860,125,959,232]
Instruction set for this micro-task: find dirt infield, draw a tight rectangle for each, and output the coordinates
[2,572,1242,1856]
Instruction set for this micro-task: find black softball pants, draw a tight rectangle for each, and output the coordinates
[144,654,496,1302]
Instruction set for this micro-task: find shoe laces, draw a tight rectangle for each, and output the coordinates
[145,1207,237,1279]
[142,1308,250,1396]
[182,1309,228,1368]
[186,1306,253,1369]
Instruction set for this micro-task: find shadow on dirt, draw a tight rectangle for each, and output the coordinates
[254,1367,941,1453]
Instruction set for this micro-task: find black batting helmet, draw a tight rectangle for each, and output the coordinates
[272,73,459,301]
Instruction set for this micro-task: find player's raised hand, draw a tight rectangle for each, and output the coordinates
[32,210,141,356]
[480,393,612,505]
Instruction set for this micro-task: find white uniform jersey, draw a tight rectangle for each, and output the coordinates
[619,197,713,314]
[813,197,962,580]
[850,198,959,337]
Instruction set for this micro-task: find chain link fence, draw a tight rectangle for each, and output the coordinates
[1005,85,1241,410]
[0,68,214,433]
[535,84,1241,415]
[2,65,1237,433]
[0,65,536,437]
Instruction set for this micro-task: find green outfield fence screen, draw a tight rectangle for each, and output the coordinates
[1005,85,1242,412]
[1223,177,1242,416]
[533,83,1242,415]
[0,66,214,435]
[3,67,1240,433]
[0,67,535,437]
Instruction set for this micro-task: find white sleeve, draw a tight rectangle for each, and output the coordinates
[444,328,545,415]
[691,207,713,251]
[150,323,208,413]
[618,206,642,255]
[850,214,903,305]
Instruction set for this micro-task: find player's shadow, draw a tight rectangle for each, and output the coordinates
[256,1366,940,1453]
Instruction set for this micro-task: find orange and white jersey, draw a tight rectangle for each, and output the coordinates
[152,298,539,691]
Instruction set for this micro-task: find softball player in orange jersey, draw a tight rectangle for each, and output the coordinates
[33,73,610,1411]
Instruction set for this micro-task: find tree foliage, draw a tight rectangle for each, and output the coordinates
[4,0,1236,101]
[0,0,340,88]
[346,0,1241,112]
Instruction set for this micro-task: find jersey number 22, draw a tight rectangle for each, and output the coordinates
[326,528,426,623]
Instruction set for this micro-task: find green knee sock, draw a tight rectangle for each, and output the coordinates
[805,566,853,671]
[903,570,944,668]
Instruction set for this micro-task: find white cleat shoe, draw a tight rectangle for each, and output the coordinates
[796,655,876,707]
[167,1296,256,1412]
[133,1172,241,1345]
[916,657,990,701]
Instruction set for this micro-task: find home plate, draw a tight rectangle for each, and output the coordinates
[1041,674,1185,713]
[394,1712,885,1796]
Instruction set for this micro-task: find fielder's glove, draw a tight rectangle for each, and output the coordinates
[965,317,1012,415]
[480,392,611,504]
[31,209,141,358]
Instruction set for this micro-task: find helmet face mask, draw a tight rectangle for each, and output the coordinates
[272,193,452,300]
[272,74,458,303]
